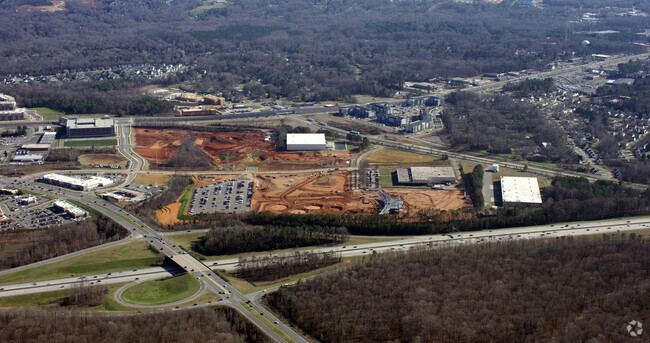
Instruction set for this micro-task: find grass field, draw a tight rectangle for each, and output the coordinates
[121,273,200,305]
[365,148,440,165]
[68,199,101,218]
[64,138,117,148]
[175,179,196,221]
[0,282,131,311]
[29,107,64,121]
[0,241,161,285]
[133,174,171,186]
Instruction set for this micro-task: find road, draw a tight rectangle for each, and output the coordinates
[0,176,309,343]
[2,216,648,294]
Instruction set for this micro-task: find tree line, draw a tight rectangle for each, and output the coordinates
[0,215,128,270]
[127,175,192,228]
[236,251,341,282]
[0,307,271,343]
[503,78,555,98]
[266,234,649,342]
[463,164,484,208]
[194,224,348,256]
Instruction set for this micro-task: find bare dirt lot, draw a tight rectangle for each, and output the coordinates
[155,202,184,226]
[252,171,377,215]
[77,153,127,167]
[133,128,353,170]
[386,189,472,212]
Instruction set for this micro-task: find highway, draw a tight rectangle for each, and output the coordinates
[2,216,648,295]
[0,175,309,343]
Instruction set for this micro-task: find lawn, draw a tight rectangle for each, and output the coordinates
[365,148,440,165]
[64,138,117,148]
[175,179,196,221]
[133,174,171,186]
[121,273,200,305]
[68,199,101,218]
[29,107,64,121]
[0,241,161,285]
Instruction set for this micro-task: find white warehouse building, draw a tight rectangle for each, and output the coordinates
[41,173,113,191]
[286,133,327,151]
[500,176,542,206]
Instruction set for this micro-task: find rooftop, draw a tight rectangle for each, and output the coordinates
[286,133,326,145]
[65,117,114,129]
[500,176,542,204]
[409,166,455,182]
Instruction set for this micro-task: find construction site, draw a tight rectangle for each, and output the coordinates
[133,128,353,170]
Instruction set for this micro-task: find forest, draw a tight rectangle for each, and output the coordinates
[235,251,341,282]
[443,91,576,163]
[266,234,649,342]
[462,164,484,208]
[0,215,128,270]
[0,0,647,103]
[0,307,270,343]
[194,224,348,255]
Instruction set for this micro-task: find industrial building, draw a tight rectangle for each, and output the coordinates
[176,107,219,116]
[396,166,456,185]
[12,154,43,163]
[20,144,51,152]
[500,176,542,206]
[39,132,57,144]
[53,200,87,218]
[62,117,115,138]
[0,94,25,121]
[41,173,113,191]
[286,133,327,151]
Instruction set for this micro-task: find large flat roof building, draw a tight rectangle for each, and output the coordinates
[500,176,542,206]
[286,133,327,151]
[62,116,115,138]
[41,173,113,191]
[396,166,456,185]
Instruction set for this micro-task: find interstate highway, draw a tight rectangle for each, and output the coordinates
[2,216,648,298]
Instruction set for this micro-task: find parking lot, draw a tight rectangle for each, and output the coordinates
[189,179,254,215]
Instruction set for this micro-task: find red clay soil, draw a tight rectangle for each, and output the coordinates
[133,128,353,170]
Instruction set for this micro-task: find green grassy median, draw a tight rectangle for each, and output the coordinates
[121,272,200,305]
[0,241,161,285]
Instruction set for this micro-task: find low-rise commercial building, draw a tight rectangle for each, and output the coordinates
[53,200,87,218]
[41,173,113,191]
[61,116,115,138]
[500,176,542,206]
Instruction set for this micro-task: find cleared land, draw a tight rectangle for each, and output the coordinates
[133,128,354,170]
[0,241,161,285]
[365,148,441,165]
[121,273,200,305]
[133,174,171,186]
[155,202,184,226]
[77,153,127,167]
[64,138,117,148]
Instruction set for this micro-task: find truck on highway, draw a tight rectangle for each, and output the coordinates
[350,131,360,135]
[318,122,327,126]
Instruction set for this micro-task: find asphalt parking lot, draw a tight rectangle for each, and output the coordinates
[189,179,253,215]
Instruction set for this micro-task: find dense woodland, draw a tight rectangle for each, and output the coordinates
[0,0,647,104]
[0,215,128,270]
[462,164,484,208]
[194,224,348,255]
[0,307,270,343]
[235,251,341,282]
[267,235,650,342]
[160,137,214,170]
[443,92,576,163]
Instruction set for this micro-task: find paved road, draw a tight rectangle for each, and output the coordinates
[0,176,308,343]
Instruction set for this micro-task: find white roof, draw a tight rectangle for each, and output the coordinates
[286,133,326,146]
[53,200,87,217]
[501,176,542,204]
[43,173,113,189]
